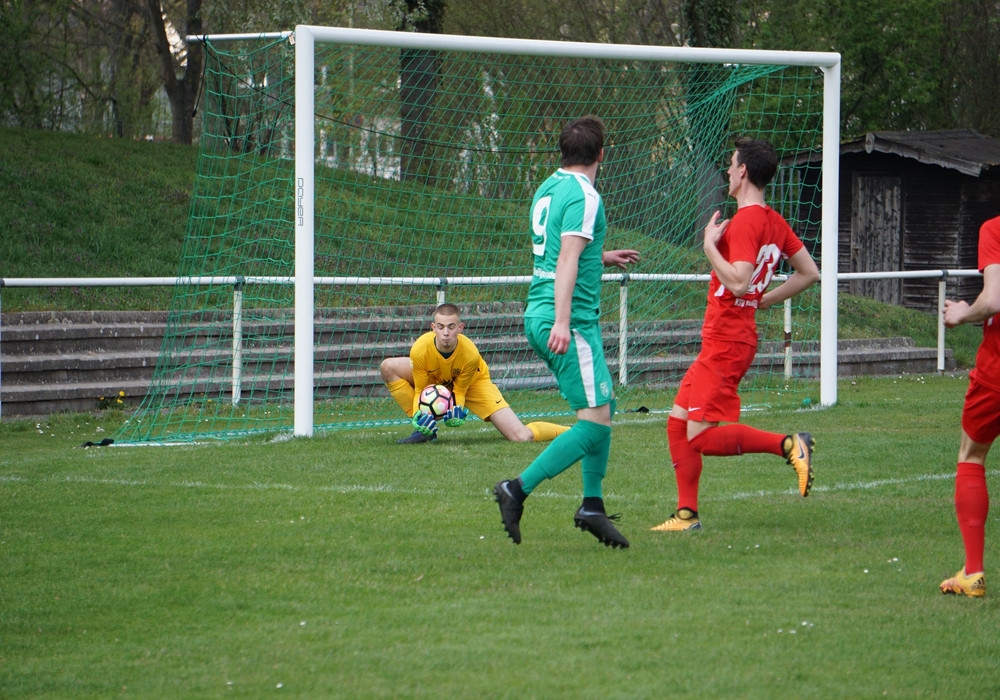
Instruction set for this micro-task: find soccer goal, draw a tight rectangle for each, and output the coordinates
[115,25,840,444]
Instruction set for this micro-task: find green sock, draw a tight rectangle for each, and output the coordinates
[581,425,611,498]
[520,419,611,494]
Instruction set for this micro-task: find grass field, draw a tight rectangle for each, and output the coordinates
[2,374,999,698]
[0,127,993,695]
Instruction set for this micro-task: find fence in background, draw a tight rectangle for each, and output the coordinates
[0,268,983,418]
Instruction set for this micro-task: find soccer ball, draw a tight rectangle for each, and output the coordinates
[418,384,454,419]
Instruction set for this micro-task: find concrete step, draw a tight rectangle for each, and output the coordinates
[0,308,955,416]
[1,350,158,386]
[0,340,951,416]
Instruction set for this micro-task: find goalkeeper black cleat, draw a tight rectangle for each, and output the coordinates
[397,430,436,444]
[574,506,630,548]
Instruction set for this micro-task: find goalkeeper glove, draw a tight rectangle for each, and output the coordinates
[444,405,469,428]
[411,411,438,437]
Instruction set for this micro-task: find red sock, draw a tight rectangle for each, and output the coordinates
[668,416,702,512]
[955,461,989,575]
[688,423,785,457]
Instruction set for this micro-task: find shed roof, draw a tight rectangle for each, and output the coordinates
[786,129,1000,177]
[843,129,1000,177]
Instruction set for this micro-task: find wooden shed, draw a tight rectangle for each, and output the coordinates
[790,129,1000,313]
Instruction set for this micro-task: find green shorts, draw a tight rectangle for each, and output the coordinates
[525,316,613,410]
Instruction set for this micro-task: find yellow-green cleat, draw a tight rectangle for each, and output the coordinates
[784,432,815,497]
[650,507,701,532]
[940,568,986,597]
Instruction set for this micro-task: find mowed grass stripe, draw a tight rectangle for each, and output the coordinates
[3,375,998,699]
[6,468,992,502]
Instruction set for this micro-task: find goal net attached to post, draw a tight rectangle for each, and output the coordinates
[115,26,839,444]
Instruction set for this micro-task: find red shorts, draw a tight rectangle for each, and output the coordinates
[962,373,1000,445]
[674,338,756,423]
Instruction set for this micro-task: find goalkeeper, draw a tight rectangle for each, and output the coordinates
[382,303,570,445]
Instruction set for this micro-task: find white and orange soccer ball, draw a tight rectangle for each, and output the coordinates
[417,384,454,419]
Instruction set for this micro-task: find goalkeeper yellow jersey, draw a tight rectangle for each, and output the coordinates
[409,331,488,414]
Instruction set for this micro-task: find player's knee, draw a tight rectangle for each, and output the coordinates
[504,421,539,442]
[498,420,534,442]
[379,358,401,382]
[509,429,535,443]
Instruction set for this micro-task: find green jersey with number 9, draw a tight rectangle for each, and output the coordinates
[525,168,607,324]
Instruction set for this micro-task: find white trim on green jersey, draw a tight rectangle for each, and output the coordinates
[525,168,607,324]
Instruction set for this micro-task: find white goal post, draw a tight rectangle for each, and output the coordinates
[185,25,841,439]
[290,25,841,437]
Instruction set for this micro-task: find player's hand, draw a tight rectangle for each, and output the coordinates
[603,249,640,270]
[547,322,571,355]
[704,211,729,250]
[444,405,468,427]
[943,299,970,328]
[411,411,438,437]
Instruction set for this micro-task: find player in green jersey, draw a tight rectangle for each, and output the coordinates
[493,115,639,548]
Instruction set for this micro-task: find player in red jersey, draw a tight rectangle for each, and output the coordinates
[651,137,821,533]
[939,215,1000,597]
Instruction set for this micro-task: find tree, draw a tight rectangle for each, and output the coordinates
[398,0,446,184]
[680,0,742,224]
[0,0,61,128]
[742,0,958,137]
[103,0,162,138]
[6,0,998,142]
[445,0,684,47]
[144,0,203,144]
[940,0,1000,137]
[683,0,738,47]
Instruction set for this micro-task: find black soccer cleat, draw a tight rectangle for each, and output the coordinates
[574,507,630,549]
[493,480,524,544]
[396,430,437,444]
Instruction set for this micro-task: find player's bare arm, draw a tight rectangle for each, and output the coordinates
[549,235,586,354]
[943,263,1000,328]
[602,249,640,269]
[703,211,754,296]
[759,248,820,310]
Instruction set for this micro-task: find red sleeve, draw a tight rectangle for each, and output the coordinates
[725,207,765,264]
[979,216,1000,270]
[782,226,805,259]
[726,206,803,263]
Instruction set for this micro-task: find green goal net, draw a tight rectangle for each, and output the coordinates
[115,27,836,444]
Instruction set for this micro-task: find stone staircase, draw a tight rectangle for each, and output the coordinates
[0,307,955,417]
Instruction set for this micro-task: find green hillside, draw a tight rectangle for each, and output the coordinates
[0,126,983,366]
[0,127,196,311]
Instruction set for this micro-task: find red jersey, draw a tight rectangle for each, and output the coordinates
[972,216,1000,391]
[702,204,805,346]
